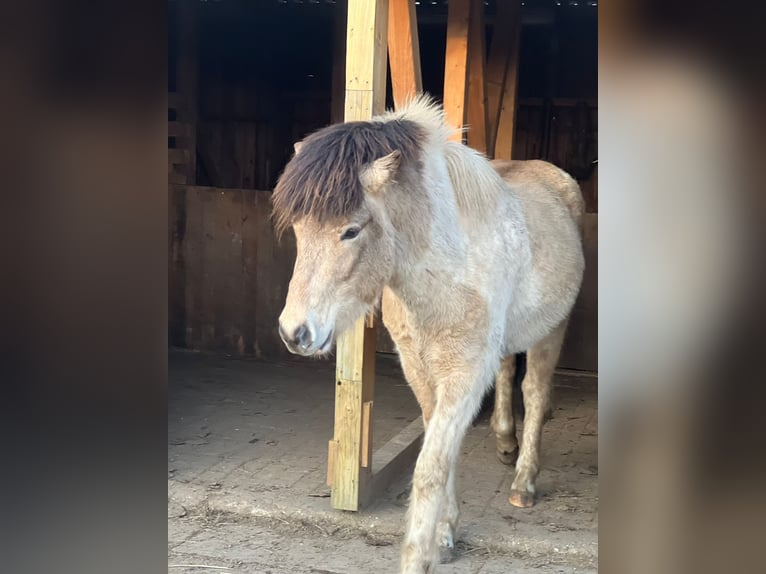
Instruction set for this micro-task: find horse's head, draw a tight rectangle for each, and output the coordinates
[273,120,422,357]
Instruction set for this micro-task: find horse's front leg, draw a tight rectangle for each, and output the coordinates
[435,464,458,564]
[400,368,489,574]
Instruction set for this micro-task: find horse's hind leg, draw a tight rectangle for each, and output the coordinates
[508,320,568,508]
[491,355,519,465]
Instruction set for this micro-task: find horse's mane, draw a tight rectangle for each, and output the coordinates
[272,94,505,234]
[386,95,506,219]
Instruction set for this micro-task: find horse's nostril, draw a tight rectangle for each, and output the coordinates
[294,324,311,348]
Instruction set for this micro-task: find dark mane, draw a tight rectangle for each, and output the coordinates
[272,118,425,235]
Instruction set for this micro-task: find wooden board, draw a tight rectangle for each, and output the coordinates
[168,186,296,359]
[364,417,424,507]
[443,0,472,141]
[344,0,389,120]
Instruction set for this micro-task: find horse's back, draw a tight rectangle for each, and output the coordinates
[489,159,585,353]
[490,159,584,235]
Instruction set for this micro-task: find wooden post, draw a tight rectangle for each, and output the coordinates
[330,0,389,512]
[465,0,488,153]
[485,0,519,158]
[388,0,422,108]
[493,3,522,160]
[443,0,472,141]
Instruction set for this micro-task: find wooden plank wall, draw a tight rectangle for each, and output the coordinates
[196,80,331,190]
[169,186,297,359]
[170,98,598,370]
[512,98,598,212]
[510,98,598,371]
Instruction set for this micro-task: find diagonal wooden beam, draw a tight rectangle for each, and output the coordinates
[465,0,488,154]
[493,5,522,161]
[485,0,520,158]
[443,0,472,141]
[388,0,422,109]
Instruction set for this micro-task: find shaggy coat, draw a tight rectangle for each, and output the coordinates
[274,95,584,574]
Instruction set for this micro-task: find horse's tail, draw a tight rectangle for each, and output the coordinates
[555,166,585,240]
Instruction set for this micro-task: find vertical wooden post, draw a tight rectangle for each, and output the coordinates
[330,0,389,512]
[493,3,522,160]
[388,0,422,108]
[443,0,472,141]
[465,0,488,153]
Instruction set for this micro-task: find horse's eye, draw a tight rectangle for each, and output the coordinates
[340,227,361,241]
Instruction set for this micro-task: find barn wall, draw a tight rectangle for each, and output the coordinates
[169,185,296,359]
[196,80,331,190]
[511,98,598,371]
[170,98,597,371]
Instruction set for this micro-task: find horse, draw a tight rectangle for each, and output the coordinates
[273,95,584,574]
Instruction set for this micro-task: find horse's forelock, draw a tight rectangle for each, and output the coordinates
[272,119,425,236]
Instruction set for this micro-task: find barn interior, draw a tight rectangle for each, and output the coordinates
[168,1,598,572]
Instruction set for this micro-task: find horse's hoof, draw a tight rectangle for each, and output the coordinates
[437,527,456,564]
[438,544,455,564]
[496,447,519,466]
[508,489,535,508]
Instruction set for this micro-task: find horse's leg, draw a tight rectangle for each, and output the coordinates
[508,320,568,508]
[401,369,488,574]
[398,349,435,428]
[398,349,457,564]
[491,355,519,465]
[435,463,459,564]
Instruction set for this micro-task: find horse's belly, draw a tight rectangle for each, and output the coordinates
[502,299,572,354]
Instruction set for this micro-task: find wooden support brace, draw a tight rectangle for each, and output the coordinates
[388,0,423,109]
[465,0,488,153]
[492,3,522,160]
[485,0,519,157]
[363,418,424,508]
[443,0,472,141]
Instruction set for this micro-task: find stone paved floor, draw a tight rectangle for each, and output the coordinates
[168,350,598,573]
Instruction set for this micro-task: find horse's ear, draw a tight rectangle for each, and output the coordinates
[360,150,401,194]
[293,141,304,155]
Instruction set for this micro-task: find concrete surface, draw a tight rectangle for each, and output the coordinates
[168,350,598,573]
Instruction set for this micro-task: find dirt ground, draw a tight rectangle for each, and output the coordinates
[168,350,598,573]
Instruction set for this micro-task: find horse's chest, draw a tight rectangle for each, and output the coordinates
[381,284,490,356]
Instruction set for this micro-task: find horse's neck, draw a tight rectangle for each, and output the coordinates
[386,148,530,317]
[387,167,469,312]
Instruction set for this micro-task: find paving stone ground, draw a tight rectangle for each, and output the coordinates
[168,350,598,574]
